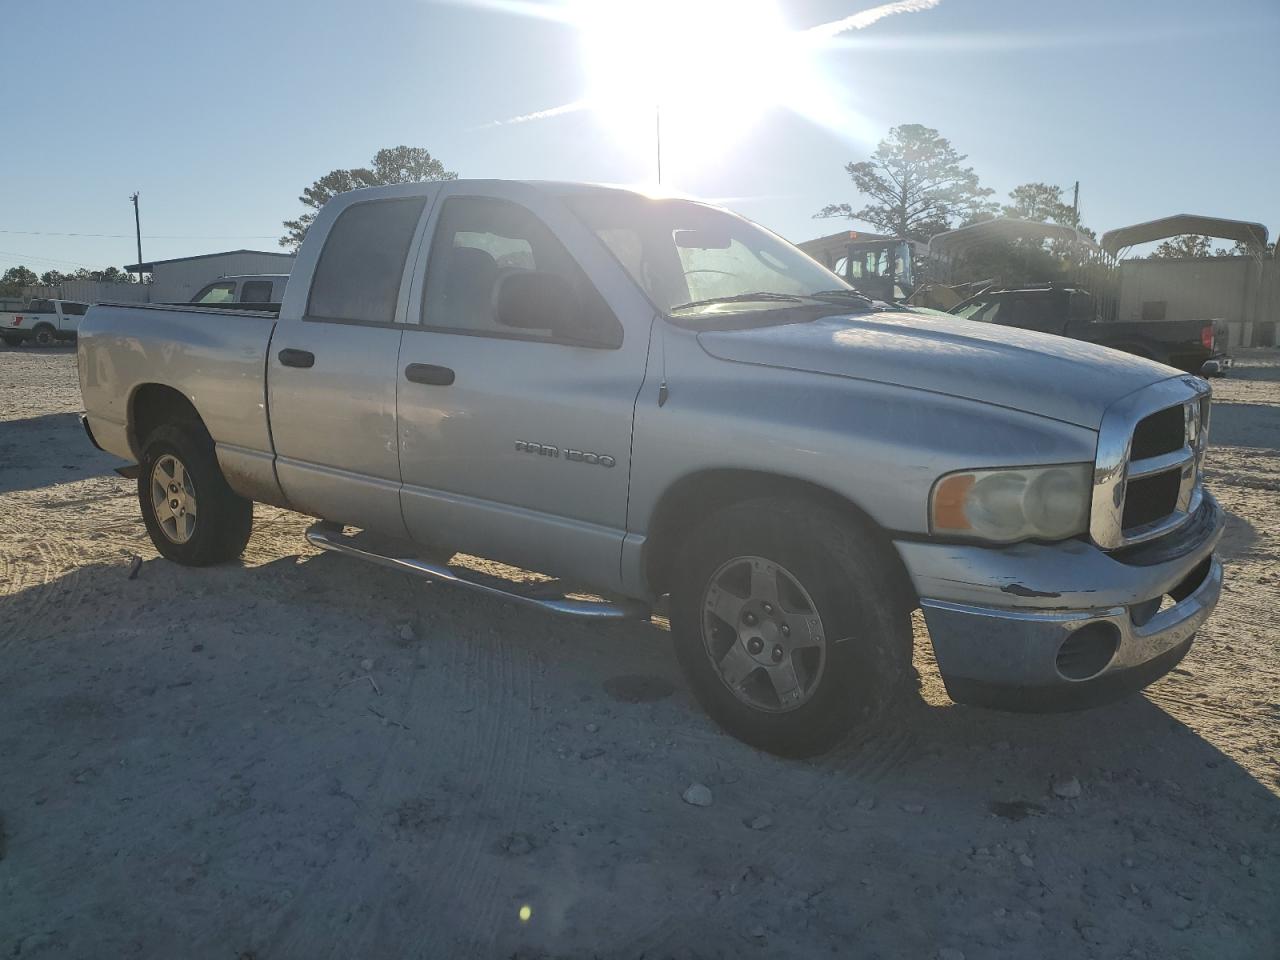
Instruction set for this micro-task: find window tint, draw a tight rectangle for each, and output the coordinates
[1003,296,1057,331]
[60,301,87,316]
[308,197,427,324]
[421,196,621,345]
[193,282,236,304]
[240,280,274,303]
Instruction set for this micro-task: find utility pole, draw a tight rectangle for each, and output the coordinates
[130,192,144,285]
[1071,180,1080,227]
[655,104,662,185]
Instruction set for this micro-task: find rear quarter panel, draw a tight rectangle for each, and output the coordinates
[77,304,280,496]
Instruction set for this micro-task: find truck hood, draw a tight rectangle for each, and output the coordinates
[696,311,1178,429]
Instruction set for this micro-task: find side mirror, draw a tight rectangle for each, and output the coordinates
[495,270,579,336]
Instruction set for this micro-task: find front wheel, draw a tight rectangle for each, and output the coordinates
[138,424,253,565]
[671,497,912,757]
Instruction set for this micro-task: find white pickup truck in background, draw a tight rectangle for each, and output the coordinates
[1,298,89,347]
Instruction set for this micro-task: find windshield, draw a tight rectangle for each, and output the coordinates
[569,195,861,320]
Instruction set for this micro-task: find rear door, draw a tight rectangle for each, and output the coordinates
[267,193,431,536]
[394,183,652,588]
[58,301,87,334]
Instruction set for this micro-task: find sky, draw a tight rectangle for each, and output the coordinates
[3,0,1278,278]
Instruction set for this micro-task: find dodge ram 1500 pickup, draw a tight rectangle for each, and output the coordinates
[77,180,1224,755]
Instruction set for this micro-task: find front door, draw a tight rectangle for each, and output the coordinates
[395,185,652,590]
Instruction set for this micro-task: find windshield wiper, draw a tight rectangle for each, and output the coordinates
[806,289,874,305]
[669,291,804,311]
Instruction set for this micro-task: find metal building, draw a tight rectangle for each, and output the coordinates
[124,249,295,303]
[1103,216,1277,347]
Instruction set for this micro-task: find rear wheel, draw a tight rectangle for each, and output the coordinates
[1,334,21,347]
[32,324,56,347]
[138,424,253,565]
[670,497,912,757]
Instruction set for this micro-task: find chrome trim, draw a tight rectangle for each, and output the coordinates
[1127,446,1194,479]
[919,557,1222,687]
[1090,376,1211,550]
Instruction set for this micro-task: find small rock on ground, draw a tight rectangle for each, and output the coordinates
[398,624,416,643]
[901,803,926,814]
[746,814,773,831]
[1051,776,1082,799]
[500,833,534,856]
[682,783,713,807]
[1171,914,1191,930]
[359,658,374,672]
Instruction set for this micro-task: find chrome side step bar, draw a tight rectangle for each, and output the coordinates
[304,522,650,621]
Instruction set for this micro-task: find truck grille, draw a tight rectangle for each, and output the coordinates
[1090,378,1211,550]
[1131,405,1185,459]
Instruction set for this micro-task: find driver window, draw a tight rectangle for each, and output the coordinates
[421,196,621,345]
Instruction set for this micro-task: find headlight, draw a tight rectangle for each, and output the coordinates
[930,463,1093,543]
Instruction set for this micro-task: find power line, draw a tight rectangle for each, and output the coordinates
[0,229,279,240]
[0,249,124,269]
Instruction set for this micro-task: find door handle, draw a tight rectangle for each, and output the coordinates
[278,348,315,368]
[404,363,455,386]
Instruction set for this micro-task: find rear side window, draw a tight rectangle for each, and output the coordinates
[240,280,274,303]
[193,282,236,304]
[60,302,87,316]
[307,197,426,324]
[28,299,55,313]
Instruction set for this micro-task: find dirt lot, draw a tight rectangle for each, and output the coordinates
[1,346,1277,959]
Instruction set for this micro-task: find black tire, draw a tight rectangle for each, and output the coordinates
[1,335,21,347]
[138,423,253,565]
[670,497,912,757]
[32,324,56,347]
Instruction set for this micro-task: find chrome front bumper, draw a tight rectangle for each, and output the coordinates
[896,493,1225,711]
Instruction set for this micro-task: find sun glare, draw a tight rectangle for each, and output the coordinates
[573,0,802,172]
[471,0,944,181]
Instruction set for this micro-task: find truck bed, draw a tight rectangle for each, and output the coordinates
[77,301,280,467]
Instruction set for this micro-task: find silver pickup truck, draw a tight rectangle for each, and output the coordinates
[77,180,1224,755]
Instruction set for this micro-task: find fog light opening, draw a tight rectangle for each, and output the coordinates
[1056,622,1120,681]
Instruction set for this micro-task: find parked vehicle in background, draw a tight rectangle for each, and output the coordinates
[189,274,288,306]
[1,298,89,347]
[77,181,1224,755]
[948,284,1231,375]
[797,230,918,304]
